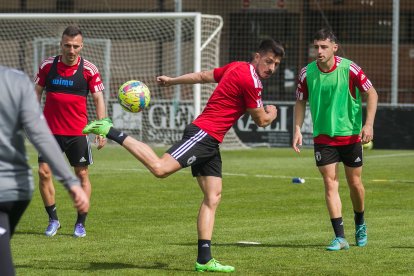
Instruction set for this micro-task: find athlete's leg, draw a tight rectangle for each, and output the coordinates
[122,136,182,178]
[344,165,364,213]
[318,163,342,218]
[38,162,55,207]
[0,211,14,276]
[196,175,222,240]
[318,162,348,250]
[74,166,91,200]
[345,165,367,246]
[0,200,30,276]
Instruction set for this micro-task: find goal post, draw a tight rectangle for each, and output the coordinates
[0,12,246,149]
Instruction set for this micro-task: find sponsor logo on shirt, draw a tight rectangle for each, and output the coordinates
[52,78,74,87]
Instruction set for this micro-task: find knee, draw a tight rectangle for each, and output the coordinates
[75,168,89,180]
[38,166,52,182]
[151,163,170,179]
[205,192,222,208]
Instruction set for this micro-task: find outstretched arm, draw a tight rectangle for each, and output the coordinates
[157,70,215,87]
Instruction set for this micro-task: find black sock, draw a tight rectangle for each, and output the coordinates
[45,204,58,221]
[331,217,345,238]
[106,127,128,145]
[197,240,212,264]
[354,210,365,226]
[76,212,87,225]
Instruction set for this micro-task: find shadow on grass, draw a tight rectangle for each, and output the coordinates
[175,242,325,248]
[14,230,74,237]
[16,261,189,272]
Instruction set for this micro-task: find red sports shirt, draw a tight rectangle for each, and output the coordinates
[295,56,373,145]
[193,61,263,142]
[34,56,104,135]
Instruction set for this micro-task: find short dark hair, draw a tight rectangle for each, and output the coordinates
[257,39,285,58]
[62,25,82,38]
[313,28,338,43]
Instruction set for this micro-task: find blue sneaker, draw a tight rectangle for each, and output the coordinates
[355,223,367,247]
[45,220,60,237]
[73,223,86,238]
[326,237,349,251]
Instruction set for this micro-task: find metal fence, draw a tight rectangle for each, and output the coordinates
[1,0,413,105]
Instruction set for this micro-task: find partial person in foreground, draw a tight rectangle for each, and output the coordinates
[292,28,378,251]
[0,65,89,276]
[83,39,285,272]
[34,25,106,238]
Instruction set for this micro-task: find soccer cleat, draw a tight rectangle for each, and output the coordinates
[355,223,367,247]
[82,118,113,137]
[45,220,61,237]
[326,237,349,251]
[195,258,235,273]
[73,223,86,238]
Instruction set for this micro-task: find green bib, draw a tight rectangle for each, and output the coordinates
[306,58,362,137]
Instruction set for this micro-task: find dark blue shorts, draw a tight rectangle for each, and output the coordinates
[167,124,222,177]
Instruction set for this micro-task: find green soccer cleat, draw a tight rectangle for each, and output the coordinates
[82,118,113,137]
[326,237,349,251]
[355,223,367,247]
[195,258,235,273]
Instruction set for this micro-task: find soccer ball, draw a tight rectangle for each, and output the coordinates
[118,80,151,113]
[363,141,373,150]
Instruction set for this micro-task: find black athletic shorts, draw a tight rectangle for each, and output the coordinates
[167,124,222,177]
[314,142,363,168]
[38,135,93,167]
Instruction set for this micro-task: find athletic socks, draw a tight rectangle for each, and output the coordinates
[331,217,345,238]
[197,239,212,264]
[106,127,128,145]
[45,204,58,221]
[354,210,365,226]
[76,212,88,225]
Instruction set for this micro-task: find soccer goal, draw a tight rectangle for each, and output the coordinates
[0,13,246,149]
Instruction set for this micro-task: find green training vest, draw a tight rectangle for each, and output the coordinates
[306,58,362,137]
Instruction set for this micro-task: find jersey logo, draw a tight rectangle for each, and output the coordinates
[315,151,322,161]
[187,155,197,166]
[52,78,74,87]
[361,74,366,81]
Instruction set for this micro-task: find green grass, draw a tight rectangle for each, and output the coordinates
[12,145,414,275]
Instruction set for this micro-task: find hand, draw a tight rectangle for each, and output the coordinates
[156,75,172,87]
[69,185,89,214]
[265,105,277,121]
[292,130,303,153]
[360,125,374,144]
[95,135,107,150]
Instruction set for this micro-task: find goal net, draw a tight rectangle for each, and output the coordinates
[0,13,246,149]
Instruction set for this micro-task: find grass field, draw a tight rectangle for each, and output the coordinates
[12,145,414,275]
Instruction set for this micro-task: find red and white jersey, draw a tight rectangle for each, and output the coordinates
[34,55,104,135]
[295,56,374,145]
[193,62,263,142]
[296,56,372,101]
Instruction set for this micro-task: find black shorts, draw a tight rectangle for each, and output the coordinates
[167,124,222,177]
[38,135,93,167]
[314,142,363,168]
